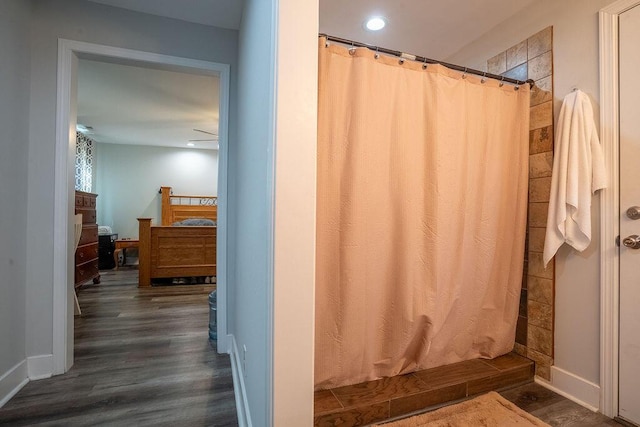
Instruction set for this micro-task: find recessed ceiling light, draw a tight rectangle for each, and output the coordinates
[365,17,386,31]
[186,142,195,147]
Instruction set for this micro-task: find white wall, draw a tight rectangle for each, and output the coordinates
[231,0,276,423]
[0,0,31,404]
[232,0,318,424]
[26,0,237,368]
[448,0,616,393]
[272,0,318,424]
[95,143,218,238]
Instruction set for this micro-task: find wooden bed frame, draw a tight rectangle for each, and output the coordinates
[137,187,217,287]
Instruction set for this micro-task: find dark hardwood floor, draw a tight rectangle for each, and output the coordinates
[0,268,238,427]
[501,383,621,426]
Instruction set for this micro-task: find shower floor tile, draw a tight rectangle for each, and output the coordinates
[314,352,534,427]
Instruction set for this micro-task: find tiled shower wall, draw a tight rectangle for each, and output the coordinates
[487,27,555,380]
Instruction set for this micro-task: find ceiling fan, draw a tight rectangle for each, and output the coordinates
[189,128,218,142]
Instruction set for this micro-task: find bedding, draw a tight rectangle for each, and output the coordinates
[172,218,216,227]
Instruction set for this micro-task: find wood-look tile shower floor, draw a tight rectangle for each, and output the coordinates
[314,353,535,426]
[315,354,622,426]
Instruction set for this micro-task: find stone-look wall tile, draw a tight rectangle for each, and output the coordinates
[530,101,553,130]
[534,363,551,381]
[528,51,553,81]
[530,125,553,154]
[528,276,553,305]
[489,27,555,378]
[516,315,528,345]
[514,343,527,358]
[520,290,528,317]
[529,177,552,203]
[531,76,553,107]
[528,227,545,252]
[503,63,528,81]
[535,75,553,92]
[528,300,553,330]
[487,51,507,75]
[528,324,553,356]
[529,203,549,228]
[507,41,528,70]
[528,27,552,59]
[527,348,553,381]
[528,252,553,280]
[530,152,553,178]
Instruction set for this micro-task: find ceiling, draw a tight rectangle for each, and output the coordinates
[87,0,243,29]
[77,59,220,150]
[78,0,535,151]
[319,0,537,60]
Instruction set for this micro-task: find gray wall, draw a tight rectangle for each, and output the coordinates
[447,0,616,388]
[230,0,276,423]
[0,0,30,396]
[94,143,218,238]
[26,0,238,360]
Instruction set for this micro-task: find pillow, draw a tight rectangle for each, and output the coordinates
[173,218,216,227]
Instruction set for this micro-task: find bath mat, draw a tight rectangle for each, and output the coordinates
[373,391,550,426]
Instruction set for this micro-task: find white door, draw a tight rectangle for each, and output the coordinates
[619,4,640,424]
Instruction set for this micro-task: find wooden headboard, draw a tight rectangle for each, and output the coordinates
[160,186,217,226]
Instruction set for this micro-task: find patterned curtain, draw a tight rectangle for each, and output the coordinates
[75,132,94,192]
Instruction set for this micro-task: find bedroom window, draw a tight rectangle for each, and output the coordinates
[75,131,94,192]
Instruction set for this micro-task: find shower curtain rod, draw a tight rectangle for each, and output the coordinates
[320,34,535,88]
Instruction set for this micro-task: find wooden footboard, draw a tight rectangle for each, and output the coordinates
[138,218,217,287]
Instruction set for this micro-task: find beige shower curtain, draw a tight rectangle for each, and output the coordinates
[315,38,531,390]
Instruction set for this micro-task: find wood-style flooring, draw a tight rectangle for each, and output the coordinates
[314,353,536,426]
[502,383,622,426]
[315,358,621,427]
[0,268,624,427]
[0,268,238,427]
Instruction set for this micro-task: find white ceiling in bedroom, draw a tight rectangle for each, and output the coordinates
[77,59,220,150]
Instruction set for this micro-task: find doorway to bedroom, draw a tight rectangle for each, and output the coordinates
[71,56,222,355]
[53,41,231,375]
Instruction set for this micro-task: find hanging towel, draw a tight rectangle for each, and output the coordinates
[543,90,606,267]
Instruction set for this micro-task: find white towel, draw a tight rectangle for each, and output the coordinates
[543,90,606,267]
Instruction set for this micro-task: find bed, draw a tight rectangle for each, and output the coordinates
[137,186,217,287]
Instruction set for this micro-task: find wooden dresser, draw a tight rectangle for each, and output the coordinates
[75,191,100,288]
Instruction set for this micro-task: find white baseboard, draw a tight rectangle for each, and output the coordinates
[0,360,29,408]
[228,334,252,427]
[535,366,600,412]
[27,354,53,380]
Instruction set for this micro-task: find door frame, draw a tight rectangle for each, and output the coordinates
[599,0,640,418]
[53,39,231,374]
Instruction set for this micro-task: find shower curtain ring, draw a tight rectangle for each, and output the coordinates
[499,76,505,87]
[462,67,467,79]
[514,80,521,91]
[374,47,380,59]
[481,72,487,84]
[349,42,356,55]
[422,58,428,70]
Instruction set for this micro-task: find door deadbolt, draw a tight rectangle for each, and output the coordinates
[627,206,640,220]
[623,235,640,249]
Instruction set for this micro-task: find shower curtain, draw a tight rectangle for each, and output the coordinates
[315,38,531,390]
